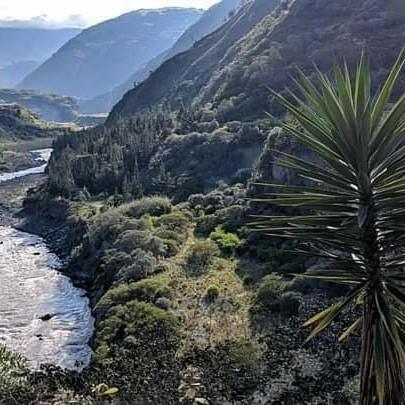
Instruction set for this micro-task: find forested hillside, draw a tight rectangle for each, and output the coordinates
[5,0,405,403]
[19,8,203,99]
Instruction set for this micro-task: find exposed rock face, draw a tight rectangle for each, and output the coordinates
[109,0,405,123]
[19,8,203,99]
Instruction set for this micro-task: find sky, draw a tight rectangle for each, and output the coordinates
[0,0,220,28]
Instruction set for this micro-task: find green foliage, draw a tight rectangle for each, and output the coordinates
[154,210,189,233]
[0,345,29,397]
[196,205,246,236]
[96,301,180,359]
[123,196,172,219]
[205,285,220,303]
[114,249,157,283]
[227,338,263,371]
[210,227,240,254]
[186,239,220,274]
[254,273,284,310]
[97,279,172,315]
[252,54,405,403]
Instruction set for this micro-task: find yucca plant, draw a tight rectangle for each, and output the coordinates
[251,53,405,404]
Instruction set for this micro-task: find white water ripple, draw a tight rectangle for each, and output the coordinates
[0,227,94,369]
[0,148,52,183]
[0,149,94,370]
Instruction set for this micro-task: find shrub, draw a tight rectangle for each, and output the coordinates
[205,285,220,303]
[196,205,246,236]
[254,274,284,309]
[122,196,172,218]
[276,291,303,316]
[115,249,156,282]
[96,279,172,316]
[96,301,180,358]
[210,227,240,254]
[286,275,318,294]
[227,338,263,371]
[113,230,151,253]
[186,240,219,274]
[154,211,189,233]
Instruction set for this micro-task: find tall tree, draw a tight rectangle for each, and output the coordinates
[252,53,405,404]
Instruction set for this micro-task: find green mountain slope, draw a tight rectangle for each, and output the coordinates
[18,8,203,99]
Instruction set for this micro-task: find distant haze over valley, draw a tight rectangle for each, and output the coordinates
[0,27,80,87]
[18,8,203,99]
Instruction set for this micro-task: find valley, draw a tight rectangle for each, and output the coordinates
[0,0,404,403]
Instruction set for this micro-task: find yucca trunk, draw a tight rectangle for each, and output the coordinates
[360,200,405,405]
[360,295,379,405]
[360,299,405,405]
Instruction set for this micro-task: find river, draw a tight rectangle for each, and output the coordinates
[0,149,94,370]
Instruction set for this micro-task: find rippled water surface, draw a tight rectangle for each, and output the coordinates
[0,149,52,183]
[0,150,94,369]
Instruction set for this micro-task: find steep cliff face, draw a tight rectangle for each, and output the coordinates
[19,8,202,99]
[109,0,405,123]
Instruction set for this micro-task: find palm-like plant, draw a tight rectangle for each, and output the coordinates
[251,53,405,404]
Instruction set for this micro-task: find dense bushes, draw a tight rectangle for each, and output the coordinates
[186,240,220,274]
[96,279,172,317]
[210,227,240,254]
[251,274,303,319]
[96,301,180,359]
[122,196,172,218]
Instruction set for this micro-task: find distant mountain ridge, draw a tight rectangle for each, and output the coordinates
[81,0,243,113]
[0,27,80,67]
[18,8,203,99]
[107,0,280,123]
[108,0,405,124]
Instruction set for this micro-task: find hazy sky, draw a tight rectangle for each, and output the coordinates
[0,0,220,27]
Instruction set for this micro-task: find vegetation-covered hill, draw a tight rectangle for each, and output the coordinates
[0,104,74,141]
[81,0,243,114]
[109,0,405,123]
[0,89,79,122]
[19,8,203,99]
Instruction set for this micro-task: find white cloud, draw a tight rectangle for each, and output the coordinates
[0,0,220,27]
